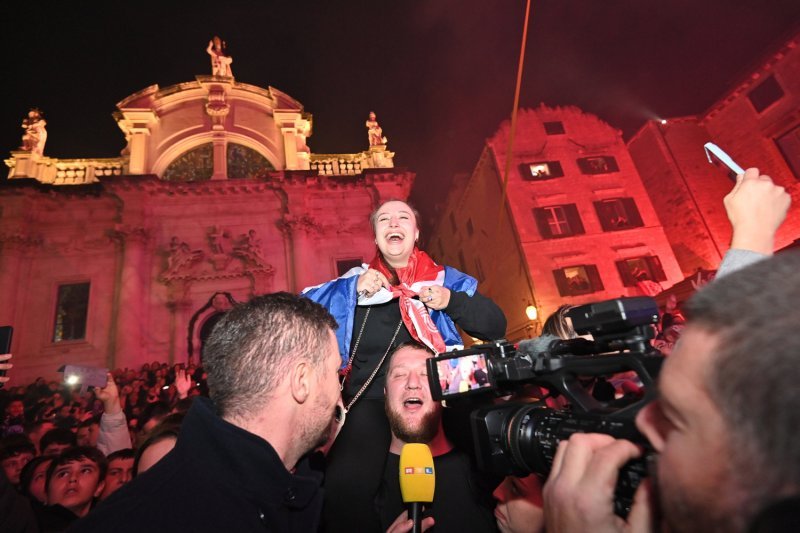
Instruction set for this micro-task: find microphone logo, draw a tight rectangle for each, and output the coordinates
[403,467,434,475]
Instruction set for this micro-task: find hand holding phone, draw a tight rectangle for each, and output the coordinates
[704,142,745,179]
[59,364,109,389]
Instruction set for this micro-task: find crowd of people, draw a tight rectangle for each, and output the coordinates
[0,167,797,532]
[0,358,206,531]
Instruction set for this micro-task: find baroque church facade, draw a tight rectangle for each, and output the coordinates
[2,73,412,383]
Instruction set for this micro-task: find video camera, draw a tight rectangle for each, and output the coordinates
[426,296,663,517]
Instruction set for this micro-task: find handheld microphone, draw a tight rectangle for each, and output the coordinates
[399,443,435,533]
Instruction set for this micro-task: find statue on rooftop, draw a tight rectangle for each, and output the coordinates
[366,111,387,146]
[20,108,47,156]
[206,36,234,78]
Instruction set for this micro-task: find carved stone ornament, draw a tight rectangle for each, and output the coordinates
[231,229,269,269]
[278,214,323,237]
[162,236,205,281]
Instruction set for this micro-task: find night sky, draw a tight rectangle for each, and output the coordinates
[3,1,800,231]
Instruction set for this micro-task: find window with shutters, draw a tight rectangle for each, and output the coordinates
[533,204,585,239]
[594,198,644,231]
[576,156,619,174]
[615,256,667,287]
[519,161,564,181]
[553,265,604,296]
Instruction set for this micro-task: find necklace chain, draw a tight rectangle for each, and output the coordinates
[341,307,403,413]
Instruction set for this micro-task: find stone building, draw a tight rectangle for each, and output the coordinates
[2,74,412,383]
[628,31,800,275]
[428,105,682,340]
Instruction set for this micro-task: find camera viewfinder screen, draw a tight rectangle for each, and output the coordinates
[436,352,491,397]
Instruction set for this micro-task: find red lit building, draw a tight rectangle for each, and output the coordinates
[1,75,412,383]
[628,31,800,275]
[428,105,683,340]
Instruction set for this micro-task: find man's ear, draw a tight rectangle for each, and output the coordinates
[289,360,311,404]
[93,480,106,499]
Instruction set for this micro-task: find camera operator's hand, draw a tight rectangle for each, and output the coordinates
[724,168,790,255]
[174,366,192,400]
[385,509,435,533]
[95,372,123,415]
[0,353,12,386]
[543,433,654,533]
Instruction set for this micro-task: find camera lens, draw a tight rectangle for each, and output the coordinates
[505,403,554,475]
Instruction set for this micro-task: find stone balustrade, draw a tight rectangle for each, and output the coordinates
[4,152,125,183]
[309,153,366,176]
[53,159,125,184]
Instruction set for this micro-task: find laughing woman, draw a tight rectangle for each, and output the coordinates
[303,199,506,532]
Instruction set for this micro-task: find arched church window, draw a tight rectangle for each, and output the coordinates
[227,143,274,179]
[163,143,214,181]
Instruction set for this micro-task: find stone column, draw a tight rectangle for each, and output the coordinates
[282,214,321,290]
[115,111,157,175]
[212,135,227,180]
[111,226,151,370]
[0,235,37,325]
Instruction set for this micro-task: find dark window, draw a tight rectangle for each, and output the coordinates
[519,161,564,181]
[533,204,585,239]
[553,265,604,296]
[53,282,90,342]
[466,218,474,236]
[449,212,457,233]
[747,75,785,113]
[577,156,619,174]
[615,256,667,287]
[544,121,566,135]
[594,198,644,231]
[336,258,363,276]
[776,125,800,180]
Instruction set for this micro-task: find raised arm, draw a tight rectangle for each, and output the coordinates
[718,167,791,277]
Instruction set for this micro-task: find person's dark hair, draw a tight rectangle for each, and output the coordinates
[0,434,36,460]
[202,292,338,420]
[4,394,25,408]
[172,396,195,414]
[44,446,108,494]
[685,251,800,517]
[25,418,53,435]
[19,454,55,499]
[39,427,77,452]
[106,448,135,462]
[133,413,184,476]
[139,401,170,430]
[541,305,578,340]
